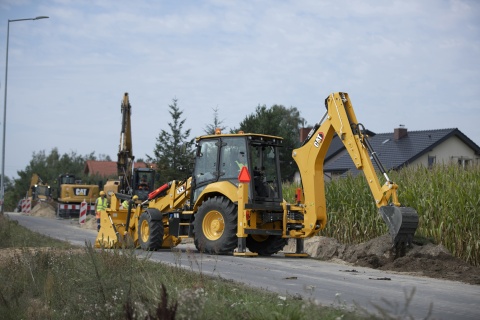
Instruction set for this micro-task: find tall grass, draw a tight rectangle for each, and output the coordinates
[392,164,480,266]
[284,164,480,266]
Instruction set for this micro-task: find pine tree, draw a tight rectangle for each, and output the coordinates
[148,98,193,184]
[203,107,227,135]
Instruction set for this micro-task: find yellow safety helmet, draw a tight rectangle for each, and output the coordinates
[100,191,106,196]
[132,195,139,200]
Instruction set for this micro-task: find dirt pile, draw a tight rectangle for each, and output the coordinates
[80,216,97,230]
[30,202,56,218]
[286,235,480,285]
[28,202,97,230]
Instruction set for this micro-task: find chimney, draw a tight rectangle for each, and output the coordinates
[394,125,408,140]
[299,127,312,142]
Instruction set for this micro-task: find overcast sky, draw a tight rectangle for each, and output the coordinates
[0,0,479,179]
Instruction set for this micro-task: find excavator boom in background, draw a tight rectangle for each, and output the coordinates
[117,92,134,194]
[103,93,155,201]
[96,92,418,257]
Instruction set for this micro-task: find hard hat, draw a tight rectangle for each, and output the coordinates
[132,195,139,200]
[100,191,106,196]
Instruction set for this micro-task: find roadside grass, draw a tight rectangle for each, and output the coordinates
[0,214,375,320]
[0,215,72,249]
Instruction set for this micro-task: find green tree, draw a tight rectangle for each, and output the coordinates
[239,104,304,181]
[148,98,193,185]
[204,107,227,135]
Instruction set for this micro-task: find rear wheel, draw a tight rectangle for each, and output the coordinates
[246,235,288,256]
[138,211,164,250]
[193,196,237,254]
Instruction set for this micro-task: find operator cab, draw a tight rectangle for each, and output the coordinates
[60,174,76,185]
[34,184,51,200]
[132,168,155,201]
[192,133,283,204]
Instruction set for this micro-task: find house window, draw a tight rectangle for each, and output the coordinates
[458,158,471,169]
[454,156,472,169]
[428,156,436,168]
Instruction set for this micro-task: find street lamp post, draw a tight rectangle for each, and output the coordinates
[1,16,49,214]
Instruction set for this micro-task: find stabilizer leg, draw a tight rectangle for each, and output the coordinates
[233,237,257,257]
[284,238,309,257]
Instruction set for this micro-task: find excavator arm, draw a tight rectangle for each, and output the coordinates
[118,93,134,194]
[292,92,418,247]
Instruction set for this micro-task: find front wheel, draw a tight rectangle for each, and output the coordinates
[138,211,164,250]
[193,196,237,254]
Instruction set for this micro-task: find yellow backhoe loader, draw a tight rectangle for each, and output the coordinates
[23,173,52,210]
[28,173,51,202]
[96,92,418,257]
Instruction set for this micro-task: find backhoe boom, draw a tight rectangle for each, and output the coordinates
[292,92,418,246]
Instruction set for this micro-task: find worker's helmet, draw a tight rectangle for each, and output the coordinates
[132,195,139,200]
[100,191,106,196]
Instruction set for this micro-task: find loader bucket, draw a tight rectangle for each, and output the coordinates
[379,206,419,248]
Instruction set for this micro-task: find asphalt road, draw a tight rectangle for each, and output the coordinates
[7,212,480,320]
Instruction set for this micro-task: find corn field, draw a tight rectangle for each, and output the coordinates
[284,164,480,266]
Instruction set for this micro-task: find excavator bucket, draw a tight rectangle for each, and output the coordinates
[379,206,419,248]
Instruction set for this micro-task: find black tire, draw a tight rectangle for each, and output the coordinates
[246,235,288,256]
[193,196,237,255]
[138,211,164,250]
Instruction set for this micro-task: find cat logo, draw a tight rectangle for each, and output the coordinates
[74,188,88,196]
[176,186,185,194]
[313,132,324,148]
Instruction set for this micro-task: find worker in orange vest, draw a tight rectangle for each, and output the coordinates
[95,191,108,232]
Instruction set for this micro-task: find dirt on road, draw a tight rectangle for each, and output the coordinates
[285,235,480,285]
[28,203,480,285]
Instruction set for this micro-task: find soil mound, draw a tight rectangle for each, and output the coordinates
[80,216,97,230]
[29,202,56,218]
[285,235,480,285]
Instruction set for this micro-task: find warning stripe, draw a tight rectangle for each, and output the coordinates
[79,201,87,224]
[22,199,31,214]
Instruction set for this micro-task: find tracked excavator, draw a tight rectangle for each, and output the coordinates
[103,93,155,201]
[96,92,418,257]
[55,173,99,218]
